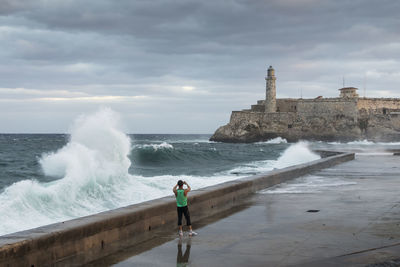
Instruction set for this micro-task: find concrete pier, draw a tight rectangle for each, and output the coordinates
[100,154,400,266]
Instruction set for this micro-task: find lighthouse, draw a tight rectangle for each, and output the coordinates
[265,66,276,113]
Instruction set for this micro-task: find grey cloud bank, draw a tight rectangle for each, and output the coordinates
[0,0,399,133]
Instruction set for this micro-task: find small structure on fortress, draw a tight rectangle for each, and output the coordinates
[210,66,400,142]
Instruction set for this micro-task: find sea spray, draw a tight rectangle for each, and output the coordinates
[272,141,320,169]
[41,108,131,183]
[0,108,148,235]
[226,142,320,175]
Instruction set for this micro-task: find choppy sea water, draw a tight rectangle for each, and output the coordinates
[0,109,400,236]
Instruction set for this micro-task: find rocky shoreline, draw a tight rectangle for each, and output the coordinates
[210,111,400,143]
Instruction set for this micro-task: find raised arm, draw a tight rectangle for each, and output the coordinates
[173,184,178,196]
[184,181,191,195]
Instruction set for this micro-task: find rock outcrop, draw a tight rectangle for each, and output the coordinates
[210,110,400,143]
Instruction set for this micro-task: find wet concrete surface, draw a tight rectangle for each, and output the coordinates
[93,154,400,266]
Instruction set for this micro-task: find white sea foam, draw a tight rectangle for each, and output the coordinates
[260,175,357,194]
[227,142,320,175]
[346,140,375,145]
[227,160,275,175]
[327,141,341,145]
[256,137,287,144]
[172,139,214,144]
[327,140,400,146]
[142,142,174,150]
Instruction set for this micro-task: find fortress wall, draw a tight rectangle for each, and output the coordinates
[297,99,358,118]
[260,112,297,136]
[263,112,296,122]
[357,98,400,111]
[231,111,296,126]
[0,152,355,266]
[276,99,299,112]
[251,104,265,112]
[231,111,264,122]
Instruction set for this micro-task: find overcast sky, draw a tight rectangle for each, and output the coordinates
[1,0,400,133]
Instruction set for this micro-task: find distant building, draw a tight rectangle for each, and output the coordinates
[339,87,359,98]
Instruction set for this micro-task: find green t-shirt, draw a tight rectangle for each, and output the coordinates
[176,189,187,207]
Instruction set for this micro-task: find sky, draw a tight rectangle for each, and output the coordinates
[0,0,400,134]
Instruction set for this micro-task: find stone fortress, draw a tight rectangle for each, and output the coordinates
[210,66,400,142]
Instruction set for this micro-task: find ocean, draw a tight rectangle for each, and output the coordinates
[1,109,400,236]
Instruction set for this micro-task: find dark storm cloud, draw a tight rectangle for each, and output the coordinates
[19,1,400,48]
[1,0,400,132]
[0,0,35,15]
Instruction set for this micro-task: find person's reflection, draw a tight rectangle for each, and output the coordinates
[177,238,191,267]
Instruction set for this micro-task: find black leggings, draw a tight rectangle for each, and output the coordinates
[177,206,191,226]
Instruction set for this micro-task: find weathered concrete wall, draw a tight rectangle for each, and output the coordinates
[0,152,354,266]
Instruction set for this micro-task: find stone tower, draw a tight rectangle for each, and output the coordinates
[265,65,276,113]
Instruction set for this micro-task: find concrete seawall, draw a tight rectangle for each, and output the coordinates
[0,152,354,266]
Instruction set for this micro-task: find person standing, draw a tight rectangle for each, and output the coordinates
[173,180,197,236]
